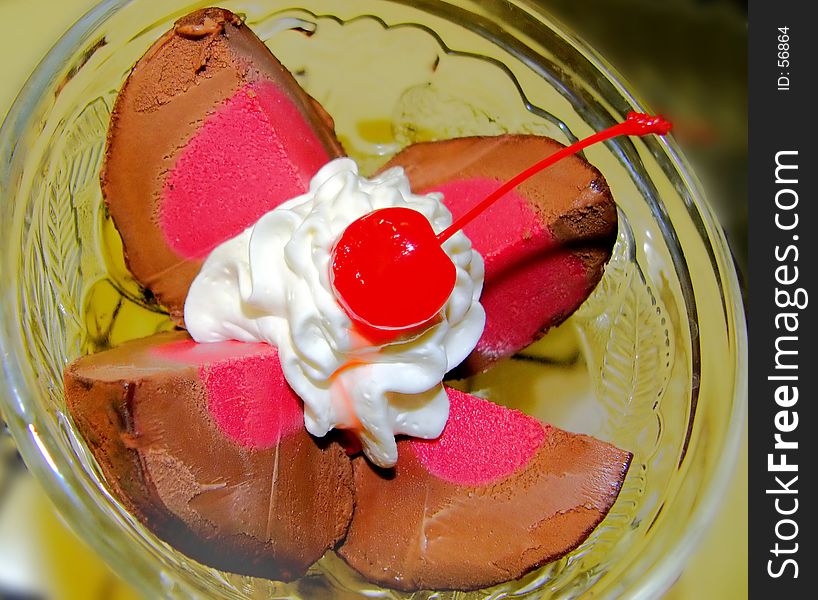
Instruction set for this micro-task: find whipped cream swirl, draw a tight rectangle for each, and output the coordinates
[185,158,485,466]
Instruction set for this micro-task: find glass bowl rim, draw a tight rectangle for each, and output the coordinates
[0,0,748,597]
[540,7,748,597]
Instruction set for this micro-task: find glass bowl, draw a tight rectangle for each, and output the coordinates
[0,0,746,598]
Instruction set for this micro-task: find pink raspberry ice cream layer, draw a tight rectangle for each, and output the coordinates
[411,389,546,486]
[160,81,332,259]
[431,179,553,278]
[477,252,589,360]
[154,340,303,449]
[432,178,590,360]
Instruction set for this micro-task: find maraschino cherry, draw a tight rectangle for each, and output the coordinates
[330,112,671,341]
[330,206,455,340]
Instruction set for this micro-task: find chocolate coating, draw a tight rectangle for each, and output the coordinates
[102,8,344,321]
[381,135,616,237]
[380,136,618,375]
[64,331,354,581]
[339,427,631,591]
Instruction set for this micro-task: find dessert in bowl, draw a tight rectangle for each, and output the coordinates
[0,1,746,598]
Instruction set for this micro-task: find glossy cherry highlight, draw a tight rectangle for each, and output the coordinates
[330,112,671,341]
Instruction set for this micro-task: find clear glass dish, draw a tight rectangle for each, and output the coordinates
[0,0,746,598]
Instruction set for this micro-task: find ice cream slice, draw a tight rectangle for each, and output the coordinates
[64,331,354,581]
[66,330,629,588]
[338,389,631,591]
[87,7,627,588]
[102,7,344,320]
[379,136,617,375]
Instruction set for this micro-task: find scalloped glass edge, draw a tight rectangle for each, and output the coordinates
[0,1,747,598]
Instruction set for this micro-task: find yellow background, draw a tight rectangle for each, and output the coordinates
[0,0,747,598]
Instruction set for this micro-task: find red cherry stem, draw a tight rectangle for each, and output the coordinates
[436,112,672,244]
